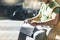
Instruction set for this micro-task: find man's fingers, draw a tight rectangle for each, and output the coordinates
[30,20,36,23]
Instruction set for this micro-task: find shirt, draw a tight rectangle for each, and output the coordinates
[38,1,60,22]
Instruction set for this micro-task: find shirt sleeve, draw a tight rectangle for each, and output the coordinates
[53,7,60,14]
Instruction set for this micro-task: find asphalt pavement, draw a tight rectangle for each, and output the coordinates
[0,20,34,40]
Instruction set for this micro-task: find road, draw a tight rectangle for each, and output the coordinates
[0,20,34,40]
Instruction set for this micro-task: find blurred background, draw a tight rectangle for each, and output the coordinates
[0,0,41,40]
[0,0,41,20]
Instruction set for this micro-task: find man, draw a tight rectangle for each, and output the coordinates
[18,0,60,40]
[46,0,60,40]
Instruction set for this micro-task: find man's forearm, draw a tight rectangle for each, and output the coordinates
[36,19,58,26]
[37,14,59,26]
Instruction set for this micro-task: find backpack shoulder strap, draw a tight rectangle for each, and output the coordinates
[52,6,60,13]
[48,6,60,19]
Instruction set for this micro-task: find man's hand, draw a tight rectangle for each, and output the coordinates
[30,20,37,26]
[24,19,33,23]
[24,19,38,26]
